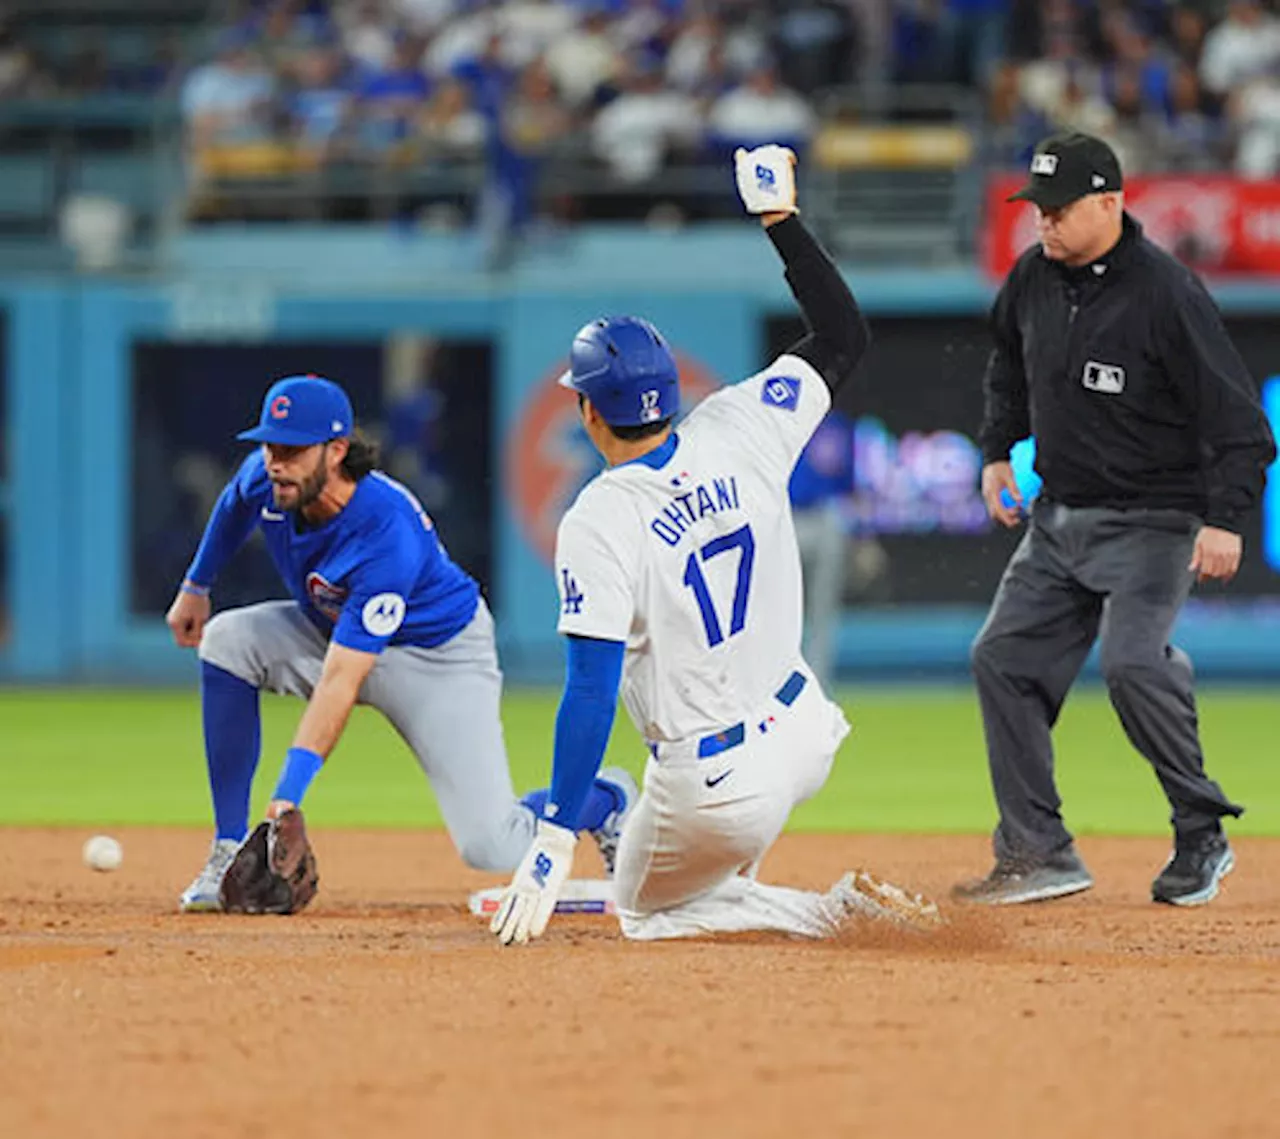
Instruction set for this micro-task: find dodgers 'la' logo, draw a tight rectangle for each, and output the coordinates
[561,568,584,615]
[762,375,801,412]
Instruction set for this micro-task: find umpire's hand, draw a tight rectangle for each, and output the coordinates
[981,461,1024,528]
[1190,526,1243,583]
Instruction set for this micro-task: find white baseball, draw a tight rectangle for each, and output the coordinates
[83,835,123,872]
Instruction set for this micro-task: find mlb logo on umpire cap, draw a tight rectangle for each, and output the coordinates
[1009,133,1123,210]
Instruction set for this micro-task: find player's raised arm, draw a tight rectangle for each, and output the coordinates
[734,145,870,394]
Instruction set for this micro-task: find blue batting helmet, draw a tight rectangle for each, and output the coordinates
[558,316,680,427]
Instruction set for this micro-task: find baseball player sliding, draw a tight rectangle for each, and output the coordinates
[166,375,634,913]
[491,146,939,944]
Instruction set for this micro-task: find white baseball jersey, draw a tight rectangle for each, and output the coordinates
[555,353,832,743]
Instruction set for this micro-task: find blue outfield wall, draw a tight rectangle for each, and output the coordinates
[3,225,1280,683]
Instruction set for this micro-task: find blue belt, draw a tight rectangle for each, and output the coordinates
[697,722,745,758]
[649,671,808,761]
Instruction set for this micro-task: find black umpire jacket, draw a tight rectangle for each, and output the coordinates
[978,214,1276,532]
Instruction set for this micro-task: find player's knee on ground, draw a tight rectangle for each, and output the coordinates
[197,610,258,683]
[616,910,665,941]
[613,878,643,920]
[613,877,676,939]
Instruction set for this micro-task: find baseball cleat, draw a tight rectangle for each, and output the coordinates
[951,848,1093,906]
[830,869,942,928]
[589,767,638,877]
[1152,829,1234,907]
[178,837,242,913]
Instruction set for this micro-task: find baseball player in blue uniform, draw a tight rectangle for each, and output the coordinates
[490,146,939,945]
[166,375,633,912]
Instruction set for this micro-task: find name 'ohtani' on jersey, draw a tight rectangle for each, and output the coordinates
[649,475,741,546]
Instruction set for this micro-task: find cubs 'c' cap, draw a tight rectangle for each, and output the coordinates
[558,315,680,427]
[1008,132,1124,210]
[237,375,354,445]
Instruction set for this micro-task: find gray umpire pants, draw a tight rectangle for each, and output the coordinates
[970,499,1243,865]
[794,501,845,691]
[199,598,536,872]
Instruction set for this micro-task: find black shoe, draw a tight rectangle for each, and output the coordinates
[951,847,1093,906]
[1152,829,1234,907]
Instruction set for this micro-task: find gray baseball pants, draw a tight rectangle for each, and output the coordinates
[199,598,536,872]
[970,499,1243,865]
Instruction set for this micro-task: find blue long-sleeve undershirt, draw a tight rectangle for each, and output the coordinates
[547,634,625,831]
[186,471,258,587]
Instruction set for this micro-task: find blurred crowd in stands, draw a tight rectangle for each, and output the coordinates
[3,1,1279,207]
[168,0,1280,183]
[177,0,835,189]
[987,0,1280,178]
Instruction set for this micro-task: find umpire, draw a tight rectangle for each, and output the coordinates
[956,132,1276,908]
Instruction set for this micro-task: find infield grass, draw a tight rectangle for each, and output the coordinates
[2,686,1278,835]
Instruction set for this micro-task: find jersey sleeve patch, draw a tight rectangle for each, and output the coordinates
[361,592,407,637]
[555,499,635,641]
[559,567,586,616]
[761,374,801,412]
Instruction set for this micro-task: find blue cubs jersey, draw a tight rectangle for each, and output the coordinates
[188,452,479,653]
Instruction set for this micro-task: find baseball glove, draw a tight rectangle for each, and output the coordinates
[218,808,319,915]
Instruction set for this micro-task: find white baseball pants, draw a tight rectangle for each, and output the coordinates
[613,668,851,940]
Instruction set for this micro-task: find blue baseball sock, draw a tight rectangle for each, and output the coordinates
[520,779,622,832]
[201,661,261,842]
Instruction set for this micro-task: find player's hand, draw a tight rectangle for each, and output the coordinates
[734,144,797,218]
[1189,526,1242,583]
[491,819,577,946]
[166,587,211,648]
[981,461,1024,529]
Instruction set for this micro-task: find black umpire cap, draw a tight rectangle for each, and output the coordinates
[1008,132,1124,210]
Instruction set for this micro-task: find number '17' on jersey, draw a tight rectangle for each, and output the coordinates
[553,355,832,745]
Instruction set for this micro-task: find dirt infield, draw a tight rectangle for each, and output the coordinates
[2,828,1278,1139]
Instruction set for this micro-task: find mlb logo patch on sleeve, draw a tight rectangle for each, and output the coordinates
[762,375,801,411]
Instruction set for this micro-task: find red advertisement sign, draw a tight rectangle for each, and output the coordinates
[984,175,1280,278]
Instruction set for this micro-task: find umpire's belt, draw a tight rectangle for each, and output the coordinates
[648,670,807,761]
